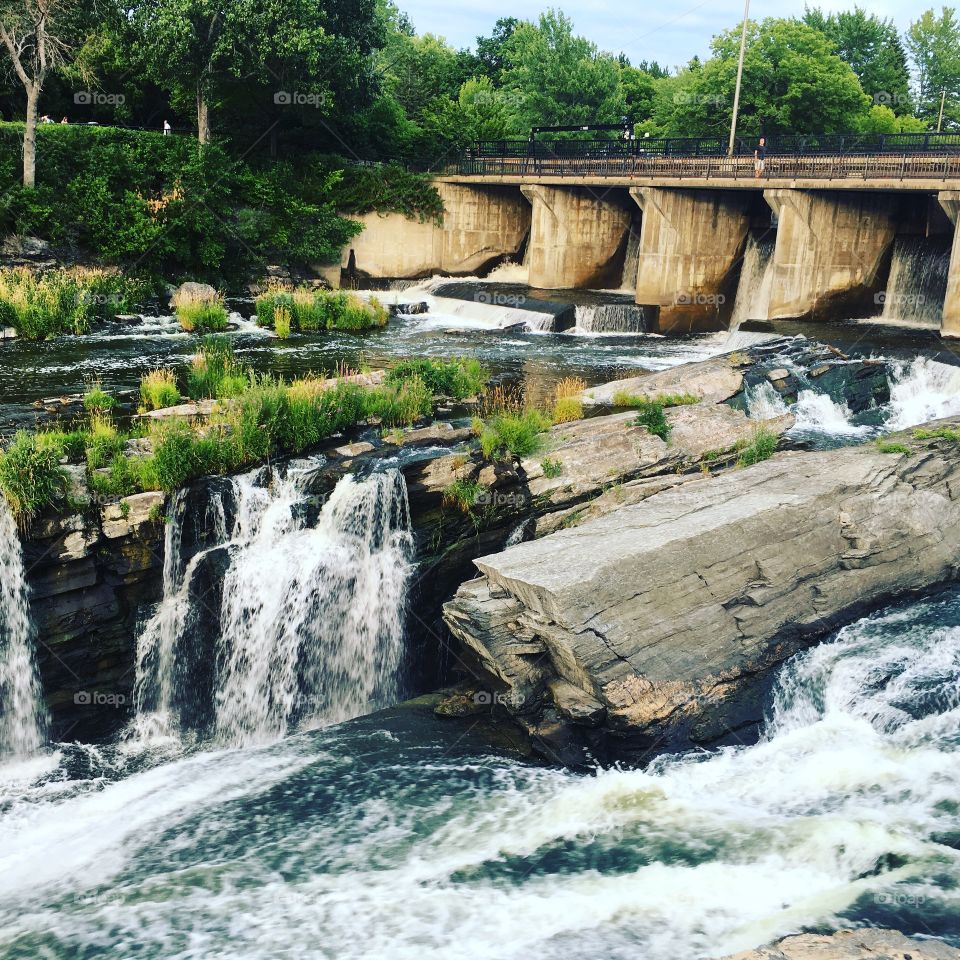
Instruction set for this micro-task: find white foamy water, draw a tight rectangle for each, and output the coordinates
[730,234,775,331]
[885,356,960,430]
[130,468,413,747]
[2,590,960,959]
[0,497,47,758]
[746,380,871,439]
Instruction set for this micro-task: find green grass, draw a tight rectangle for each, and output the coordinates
[386,357,488,399]
[552,396,583,424]
[83,383,116,415]
[476,410,551,460]
[175,295,228,333]
[186,337,245,400]
[877,440,911,454]
[612,390,700,409]
[0,431,69,524]
[140,369,181,411]
[631,400,671,441]
[912,427,960,442]
[541,458,563,478]
[256,287,389,334]
[442,479,486,513]
[736,426,779,467]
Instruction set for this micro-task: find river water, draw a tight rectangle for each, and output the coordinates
[2,588,960,959]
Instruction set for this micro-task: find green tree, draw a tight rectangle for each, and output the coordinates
[500,10,625,130]
[421,76,524,152]
[620,65,657,124]
[907,7,960,128]
[667,18,871,137]
[473,17,519,82]
[803,7,912,114]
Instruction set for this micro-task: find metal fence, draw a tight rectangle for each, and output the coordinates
[457,133,960,180]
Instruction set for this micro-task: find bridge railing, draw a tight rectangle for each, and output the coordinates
[457,133,960,179]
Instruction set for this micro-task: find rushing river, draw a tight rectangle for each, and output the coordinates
[2,588,960,959]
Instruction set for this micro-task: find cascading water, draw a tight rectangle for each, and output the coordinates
[618,223,641,292]
[729,233,775,331]
[130,467,413,746]
[886,356,960,429]
[879,237,950,329]
[0,498,47,759]
[573,302,648,334]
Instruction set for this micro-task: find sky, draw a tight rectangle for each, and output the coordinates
[396,0,915,68]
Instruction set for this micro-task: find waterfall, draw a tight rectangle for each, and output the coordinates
[745,381,789,419]
[730,234,775,330]
[130,468,413,746]
[0,498,47,758]
[880,237,950,328]
[619,224,641,292]
[573,303,648,333]
[886,356,960,429]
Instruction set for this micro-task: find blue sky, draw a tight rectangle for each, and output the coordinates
[396,1,915,68]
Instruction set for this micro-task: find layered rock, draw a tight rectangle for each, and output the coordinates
[717,928,960,959]
[443,424,960,765]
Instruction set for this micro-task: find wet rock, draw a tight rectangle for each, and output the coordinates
[444,420,960,766]
[717,928,960,959]
[171,281,217,305]
[767,368,790,382]
[101,491,165,539]
[583,357,744,406]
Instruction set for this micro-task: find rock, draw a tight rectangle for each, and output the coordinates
[398,301,430,315]
[1,235,50,258]
[716,928,960,959]
[333,441,376,458]
[583,357,744,406]
[101,491,165,539]
[1,326,17,340]
[388,422,473,448]
[170,281,217,306]
[136,399,219,421]
[63,465,91,508]
[444,420,960,765]
[767,367,791,382]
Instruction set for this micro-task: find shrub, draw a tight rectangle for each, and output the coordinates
[478,411,551,460]
[0,430,69,524]
[552,396,583,424]
[274,305,292,339]
[737,426,778,466]
[83,382,116,415]
[541,458,563,478]
[140,369,181,411]
[386,358,488,399]
[631,400,670,441]
[877,440,910,455]
[443,479,485,513]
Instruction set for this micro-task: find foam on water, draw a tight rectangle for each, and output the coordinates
[885,356,960,430]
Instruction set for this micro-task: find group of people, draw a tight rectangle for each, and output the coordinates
[37,115,174,135]
[39,115,69,125]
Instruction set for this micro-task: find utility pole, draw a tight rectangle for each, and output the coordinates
[728,0,751,157]
[938,88,947,132]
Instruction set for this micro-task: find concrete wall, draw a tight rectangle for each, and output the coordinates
[521,185,634,289]
[764,189,898,321]
[937,191,960,338]
[341,183,530,280]
[631,187,754,334]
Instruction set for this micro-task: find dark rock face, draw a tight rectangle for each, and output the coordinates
[443,424,960,767]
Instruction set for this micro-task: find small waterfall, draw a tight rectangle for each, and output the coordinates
[745,382,789,419]
[130,468,413,746]
[880,237,950,328]
[886,356,960,429]
[619,224,641,292]
[573,303,648,334]
[485,261,530,284]
[730,234,775,330]
[0,498,47,758]
[792,390,870,437]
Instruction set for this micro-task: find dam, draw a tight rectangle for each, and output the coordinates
[341,133,960,336]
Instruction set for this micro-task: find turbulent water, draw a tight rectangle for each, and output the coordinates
[880,238,951,329]
[0,498,47,758]
[130,466,413,747]
[730,233,775,330]
[2,589,960,959]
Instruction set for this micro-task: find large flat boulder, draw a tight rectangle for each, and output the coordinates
[717,928,960,959]
[443,421,960,765]
[583,356,745,406]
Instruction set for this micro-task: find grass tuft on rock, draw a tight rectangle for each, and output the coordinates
[140,369,181,411]
[0,430,69,525]
[386,357,487,399]
[736,426,778,466]
[175,290,228,333]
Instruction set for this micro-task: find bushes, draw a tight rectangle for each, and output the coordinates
[631,400,671,441]
[140,369,181,411]
[83,383,116,415]
[736,426,778,466]
[0,267,150,340]
[186,338,246,399]
[0,431,69,524]
[476,411,551,460]
[255,286,388,334]
[175,290,228,333]
[386,357,488,400]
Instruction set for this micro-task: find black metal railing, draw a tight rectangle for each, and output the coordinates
[457,132,960,179]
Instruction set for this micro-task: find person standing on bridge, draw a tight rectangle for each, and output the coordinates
[754,137,767,178]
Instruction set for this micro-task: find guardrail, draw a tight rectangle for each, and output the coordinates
[455,152,960,181]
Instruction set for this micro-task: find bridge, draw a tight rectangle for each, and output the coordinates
[344,134,960,337]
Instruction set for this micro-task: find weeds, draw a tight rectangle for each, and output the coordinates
[386,357,488,399]
[140,369,181,411]
[174,289,228,332]
[0,431,69,525]
[256,286,388,333]
[631,400,670,441]
[477,410,551,460]
[541,458,563,478]
[83,382,116,415]
[736,426,778,466]
[877,440,910,454]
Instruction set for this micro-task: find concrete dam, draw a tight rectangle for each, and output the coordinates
[341,162,960,337]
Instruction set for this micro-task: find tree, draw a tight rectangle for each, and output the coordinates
[378,32,470,123]
[667,18,871,137]
[500,10,625,130]
[803,7,912,114]
[129,0,382,145]
[907,8,960,128]
[620,65,657,124]
[473,17,519,82]
[421,76,524,153]
[0,0,87,186]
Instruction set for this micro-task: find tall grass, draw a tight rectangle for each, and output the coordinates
[552,376,585,424]
[255,286,388,333]
[140,369,181,410]
[174,289,228,332]
[386,357,487,399]
[0,431,69,525]
[186,337,246,399]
